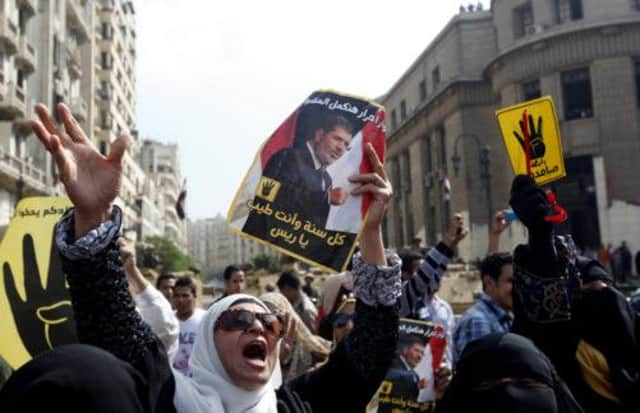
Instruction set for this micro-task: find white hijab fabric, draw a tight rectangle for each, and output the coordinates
[173,294,279,413]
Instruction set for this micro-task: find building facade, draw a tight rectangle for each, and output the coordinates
[381,0,640,259]
[0,1,185,253]
[139,139,187,252]
[188,215,269,275]
[93,0,144,235]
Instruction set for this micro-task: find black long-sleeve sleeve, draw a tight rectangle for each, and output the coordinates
[285,301,398,413]
[55,208,176,413]
[284,253,401,413]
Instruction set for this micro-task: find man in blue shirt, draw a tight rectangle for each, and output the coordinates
[453,252,513,364]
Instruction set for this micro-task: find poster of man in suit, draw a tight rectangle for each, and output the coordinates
[227,90,386,272]
[372,320,447,413]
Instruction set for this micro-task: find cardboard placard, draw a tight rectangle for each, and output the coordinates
[496,96,566,185]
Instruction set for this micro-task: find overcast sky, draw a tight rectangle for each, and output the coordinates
[136,0,490,220]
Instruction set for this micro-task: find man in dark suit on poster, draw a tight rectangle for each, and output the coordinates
[386,336,427,403]
[243,111,354,237]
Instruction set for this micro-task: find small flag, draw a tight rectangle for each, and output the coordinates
[442,173,451,201]
[176,178,187,220]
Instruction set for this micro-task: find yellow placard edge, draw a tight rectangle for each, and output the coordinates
[494,95,567,186]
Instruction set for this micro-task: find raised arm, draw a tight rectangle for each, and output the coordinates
[399,214,467,318]
[32,103,166,370]
[287,143,401,412]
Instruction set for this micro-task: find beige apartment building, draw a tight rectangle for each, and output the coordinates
[188,215,268,275]
[140,139,187,252]
[0,0,93,234]
[382,0,640,260]
[0,0,184,254]
[93,0,146,236]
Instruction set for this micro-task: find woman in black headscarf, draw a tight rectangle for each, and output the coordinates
[435,333,583,413]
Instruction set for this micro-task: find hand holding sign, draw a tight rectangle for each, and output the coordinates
[31,103,127,238]
[3,233,76,357]
[349,143,392,231]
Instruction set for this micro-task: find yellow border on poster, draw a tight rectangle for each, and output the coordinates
[226,89,384,274]
[495,95,566,186]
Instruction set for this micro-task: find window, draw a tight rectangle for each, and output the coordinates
[53,37,61,66]
[432,66,441,90]
[437,126,447,171]
[101,52,109,69]
[425,136,433,173]
[400,100,407,121]
[522,79,541,101]
[419,80,427,101]
[635,60,640,107]
[391,158,401,193]
[99,141,108,156]
[391,109,398,130]
[402,150,411,192]
[513,2,534,39]
[562,68,593,120]
[102,23,113,39]
[556,0,583,23]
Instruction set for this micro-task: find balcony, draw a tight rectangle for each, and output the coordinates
[0,83,26,120]
[0,16,19,55]
[15,36,36,73]
[13,97,35,136]
[0,148,50,196]
[66,0,91,42]
[66,45,82,79]
[17,0,37,17]
[70,96,87,122]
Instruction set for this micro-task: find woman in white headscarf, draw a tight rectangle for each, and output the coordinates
[0,103,403,413]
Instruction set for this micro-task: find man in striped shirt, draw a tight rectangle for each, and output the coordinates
[399,214,468,369]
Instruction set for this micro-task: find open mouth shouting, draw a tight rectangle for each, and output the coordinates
[242,339,268,370]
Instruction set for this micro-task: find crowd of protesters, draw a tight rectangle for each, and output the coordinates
[0,102,639,412]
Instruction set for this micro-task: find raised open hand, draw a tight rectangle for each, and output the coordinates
[3,232,77,357]
[31,103,128,236]
[513,114,545,160]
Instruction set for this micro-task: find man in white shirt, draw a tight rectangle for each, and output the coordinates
[172,276,206,376]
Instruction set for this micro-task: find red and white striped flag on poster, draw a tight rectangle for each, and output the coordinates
[176,178,187,220]
[442,173,451,201]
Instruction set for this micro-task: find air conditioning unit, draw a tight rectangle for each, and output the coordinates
[526,24,544,35]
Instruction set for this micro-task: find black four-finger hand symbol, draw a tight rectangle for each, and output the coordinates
[261,180,275,197]
[3,232,77,357]
[513,114,545,160]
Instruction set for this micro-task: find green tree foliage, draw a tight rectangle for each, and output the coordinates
[143,236,195,274]
[251,253,280,273]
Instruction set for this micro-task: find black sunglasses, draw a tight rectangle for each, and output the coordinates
[214,309,284,337]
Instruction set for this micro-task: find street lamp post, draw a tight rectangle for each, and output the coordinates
[451,134,493,234]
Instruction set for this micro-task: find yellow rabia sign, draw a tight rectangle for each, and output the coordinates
[496,96,566,185]
[0,197,76,370]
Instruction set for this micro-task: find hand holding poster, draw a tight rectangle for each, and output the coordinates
[227,90,386,272]
[368,319,447,413]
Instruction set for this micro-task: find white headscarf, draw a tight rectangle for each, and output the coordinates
[172,294,279,413]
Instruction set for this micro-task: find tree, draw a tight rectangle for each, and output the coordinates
[251,253,280,273]
[144,235,193,274]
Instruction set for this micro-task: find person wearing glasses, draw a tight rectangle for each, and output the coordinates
[0,103,401,413]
